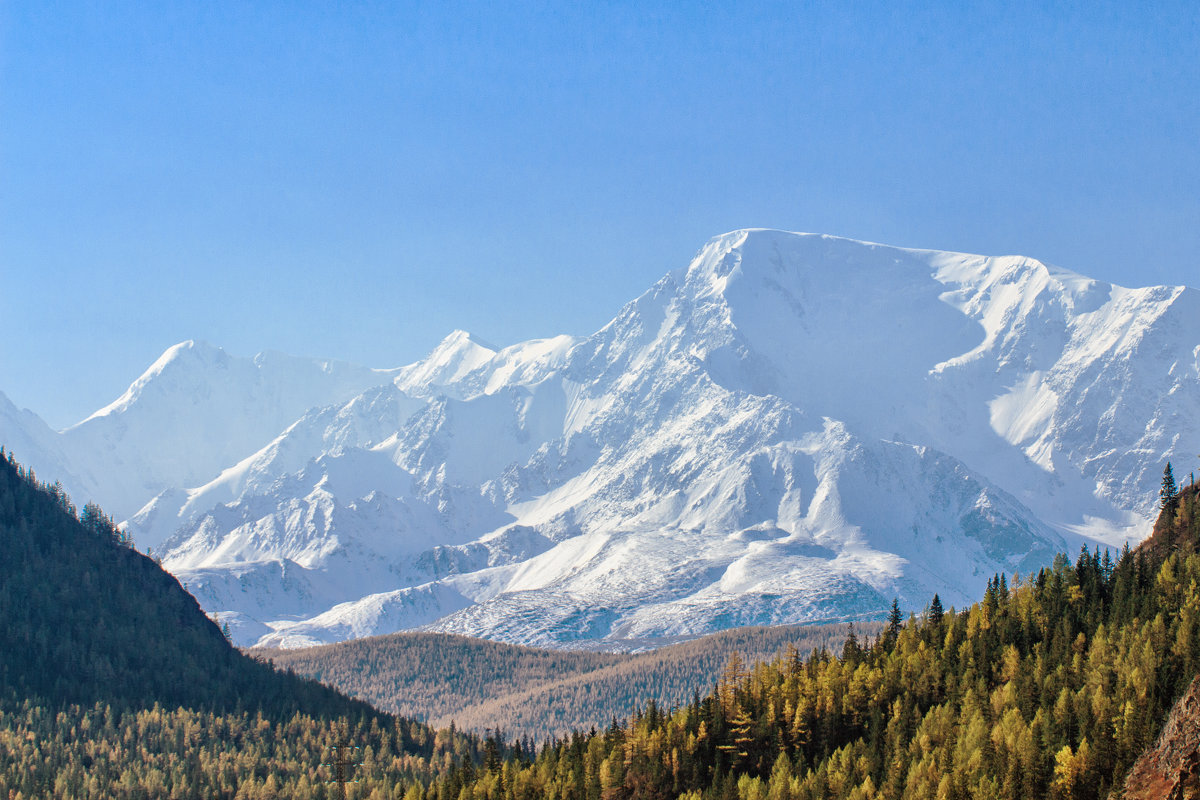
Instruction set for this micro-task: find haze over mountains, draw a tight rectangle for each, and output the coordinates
[4,230,1197,649]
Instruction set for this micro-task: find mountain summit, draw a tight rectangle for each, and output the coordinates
[4,230,1197,648]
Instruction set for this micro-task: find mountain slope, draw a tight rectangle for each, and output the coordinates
[5,229,1198,649]
[0,341,402,528]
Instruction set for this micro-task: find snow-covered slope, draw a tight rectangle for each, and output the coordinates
[6,230,1198,649]
[4,341,402,527]
[0,391,88,501]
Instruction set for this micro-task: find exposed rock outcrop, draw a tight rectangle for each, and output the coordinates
[1119,675,1200,800]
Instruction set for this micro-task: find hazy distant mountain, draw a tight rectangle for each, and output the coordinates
[1,342,400,522]
[3,230,1197,649]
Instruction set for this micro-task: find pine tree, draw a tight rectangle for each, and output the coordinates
[842,625,862,665]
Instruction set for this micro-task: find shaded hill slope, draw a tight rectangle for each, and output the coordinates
[0,448,371,717]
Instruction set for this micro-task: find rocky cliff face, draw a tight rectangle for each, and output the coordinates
[1120,675,1200,800]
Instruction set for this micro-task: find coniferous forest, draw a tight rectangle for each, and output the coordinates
[3,446,1200,798]
[0,449,369,718]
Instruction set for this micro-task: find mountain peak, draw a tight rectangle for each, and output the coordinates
[396,330,500,393]
[681,229,938,304]
[71,340,228,428]
[152,339,228,366]
[441,329,498,350]
[49,341,401,521]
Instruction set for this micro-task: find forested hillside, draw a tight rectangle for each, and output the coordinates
[258,625,873,740]
[0,448,368,715]
[413,476,1200,800]
[254,633,624,729]
[0,450,480,798]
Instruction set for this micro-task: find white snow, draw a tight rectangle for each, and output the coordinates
[3,229,1197,649]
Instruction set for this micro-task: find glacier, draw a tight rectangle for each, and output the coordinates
[3,229,1197,649]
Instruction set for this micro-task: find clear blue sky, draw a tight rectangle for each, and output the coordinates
[2,1,1198,429]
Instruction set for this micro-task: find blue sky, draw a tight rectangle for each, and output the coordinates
[2,1,1198,429]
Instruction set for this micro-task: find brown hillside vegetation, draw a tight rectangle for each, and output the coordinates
[253,632,625,727]
[255,623,879,740]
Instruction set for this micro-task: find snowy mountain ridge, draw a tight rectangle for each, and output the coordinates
[3,229,1196,649]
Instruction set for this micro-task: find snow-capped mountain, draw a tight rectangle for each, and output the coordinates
[4,230,1197,649]
[2,342,403,523]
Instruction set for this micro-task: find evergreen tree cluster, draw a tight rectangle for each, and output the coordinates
[0,698,477,800]
[412,480,1200,800]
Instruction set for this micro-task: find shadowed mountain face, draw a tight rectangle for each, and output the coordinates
[3,230,1198,649]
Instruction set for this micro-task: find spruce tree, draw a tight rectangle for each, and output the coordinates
[842,624,861,664]
[1161,462,1179,513]
[889,598,903,629]
[927,594,944,626]
[884,598,903,649]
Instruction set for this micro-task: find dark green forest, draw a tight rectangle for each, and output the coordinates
[0,449,372,718]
